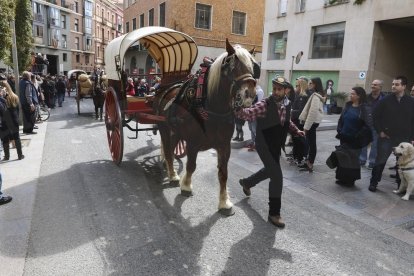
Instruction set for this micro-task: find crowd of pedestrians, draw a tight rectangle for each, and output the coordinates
[235,73,414,228]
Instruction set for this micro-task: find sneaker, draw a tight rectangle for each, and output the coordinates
[268,215,285,228]
[368,184,377,192]
[367,164,374,170]
[33,125,39,129]
[0,196,12,205]
[18,155,25,160]
[239,179,251,196]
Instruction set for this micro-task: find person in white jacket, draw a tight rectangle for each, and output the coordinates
[298,77,325,172]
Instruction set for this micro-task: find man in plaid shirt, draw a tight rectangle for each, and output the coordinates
[236,76,304,228]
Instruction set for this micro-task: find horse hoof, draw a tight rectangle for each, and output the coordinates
[169,180,179,186]
[181,190,193,197]
[219,207,235,217]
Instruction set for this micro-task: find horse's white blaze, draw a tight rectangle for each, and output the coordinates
[180,172,193,191]
[218,191,233,209]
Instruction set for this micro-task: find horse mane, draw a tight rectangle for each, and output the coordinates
[207,46,254,99]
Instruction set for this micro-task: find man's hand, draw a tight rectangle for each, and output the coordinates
[30,104,35,112]
[297,130,305,137]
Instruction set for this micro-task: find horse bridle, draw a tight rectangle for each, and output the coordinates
[221,54,257,110]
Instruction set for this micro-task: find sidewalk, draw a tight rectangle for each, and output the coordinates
[0,122,47,275]
[232,113,414,246]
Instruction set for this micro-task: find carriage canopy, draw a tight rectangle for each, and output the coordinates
[68,69,87,78]
[104,26,198,81]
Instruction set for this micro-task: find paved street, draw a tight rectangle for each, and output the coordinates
[0,97,413,275]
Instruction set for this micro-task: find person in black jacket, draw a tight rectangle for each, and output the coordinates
[236,76,304,228]
[291,77,309,165]
[369,76,414,192]
[335,87,372,186]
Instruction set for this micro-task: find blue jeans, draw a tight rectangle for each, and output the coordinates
[57,92,65,106]
[248,120,257,145]
[359,130,378,167]
[370,137,397,185]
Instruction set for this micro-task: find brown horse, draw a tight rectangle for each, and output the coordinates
[153,40,258,216]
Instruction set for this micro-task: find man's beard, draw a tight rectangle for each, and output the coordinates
[274,94,285,102]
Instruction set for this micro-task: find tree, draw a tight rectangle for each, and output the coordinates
[15,0,33,73]
[0,0,16,63]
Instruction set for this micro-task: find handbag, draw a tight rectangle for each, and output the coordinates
[326,151,338,169]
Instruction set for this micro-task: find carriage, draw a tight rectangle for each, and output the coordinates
[105,26,258,216]
[68,69,106,118]
[103,26,198,165]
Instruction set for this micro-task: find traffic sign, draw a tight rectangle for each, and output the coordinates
[359,71,366,80]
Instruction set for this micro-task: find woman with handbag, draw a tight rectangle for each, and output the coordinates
[335,87,372,186]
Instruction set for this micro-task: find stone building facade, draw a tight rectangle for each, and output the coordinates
[262,0,414,95]
[28,0,123,76]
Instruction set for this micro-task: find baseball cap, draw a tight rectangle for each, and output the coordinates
[272,76,288,87]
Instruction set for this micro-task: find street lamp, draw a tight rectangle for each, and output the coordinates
[290,51,303,83]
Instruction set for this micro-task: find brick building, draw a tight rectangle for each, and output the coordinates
[122,0,264,77]
[94,0,123,69]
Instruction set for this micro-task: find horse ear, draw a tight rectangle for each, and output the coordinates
[226,39,235,56]
[249,47,256,56]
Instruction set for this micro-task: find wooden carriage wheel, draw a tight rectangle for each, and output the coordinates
[174,139,187,159]
[104,87,124,165]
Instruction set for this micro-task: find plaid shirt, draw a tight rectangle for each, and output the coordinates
[236,98,300,135]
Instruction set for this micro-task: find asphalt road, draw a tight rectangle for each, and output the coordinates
[22,97,414,275]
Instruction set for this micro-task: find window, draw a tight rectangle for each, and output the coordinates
[97,46,100,57]
[74,1,79,13]
[49,29,61,47]
[107,12,110,20]
[139,14,144,28]
[49,8,60,27]
[85,1,93,17]
[33,2,43,22]
[118,16,123,31]
[96,26,100,37]
[125,22,129,32]
[86,37,92,50]
[76,54,80,63]
[232,11,246,35]
[85,55,89,64]
[149,9,154,26]
[63,53,67,62]
[62,34,67,48]
[278,0,288,16]
[311,22,345,59]
[296,0,306,12]
[112,14,115,24]
[33,25,43,37]
[195,3,211,30]
[159,2,166,26]
[74,18,79,32]
[132,18,137,30]
[75,37,79,50]
[268,31,288,60]
[85,17,92,34]
[61,15,66,29]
